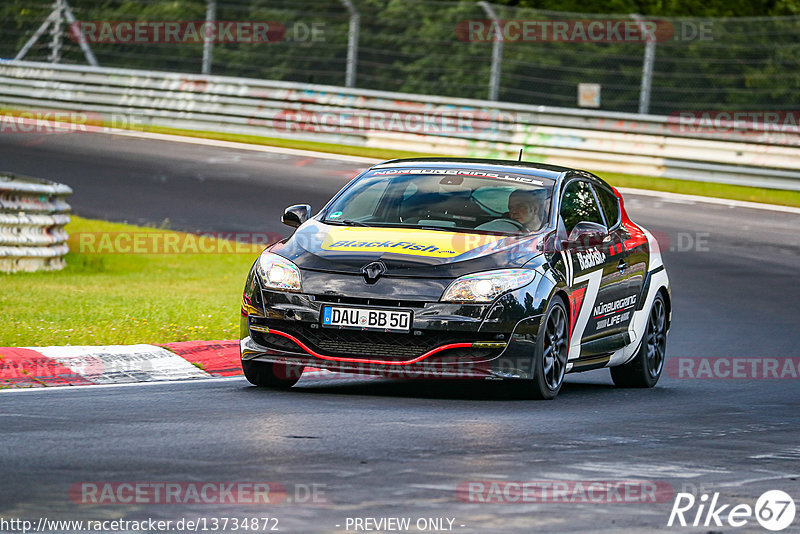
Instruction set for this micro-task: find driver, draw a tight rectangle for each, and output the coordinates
[507,189,546,231]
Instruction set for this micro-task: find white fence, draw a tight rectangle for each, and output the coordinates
[1,60,798,190]
[0,173,71,272]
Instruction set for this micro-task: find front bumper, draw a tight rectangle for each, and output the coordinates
[240,283,547,380]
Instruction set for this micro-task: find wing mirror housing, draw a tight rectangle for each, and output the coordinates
[282,204,311,228]
[568,221,607,248]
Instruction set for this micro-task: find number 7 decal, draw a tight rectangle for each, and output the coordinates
[568,268,603,361]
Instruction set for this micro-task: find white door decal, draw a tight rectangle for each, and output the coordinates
[568,268,603,361]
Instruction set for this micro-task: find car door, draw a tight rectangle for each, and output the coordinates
[588,183,643,341]
[558,179,624,359]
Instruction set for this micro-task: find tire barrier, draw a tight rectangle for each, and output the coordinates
[0,172,72,272]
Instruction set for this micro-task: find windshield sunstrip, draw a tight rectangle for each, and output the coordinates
[369,168,547,186]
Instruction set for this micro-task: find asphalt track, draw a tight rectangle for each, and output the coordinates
[1,131,799,533]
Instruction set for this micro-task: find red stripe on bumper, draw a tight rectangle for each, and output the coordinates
[268,329,473,366]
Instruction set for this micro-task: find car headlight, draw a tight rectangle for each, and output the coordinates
[441,269,537,303]
[257,252,302,292]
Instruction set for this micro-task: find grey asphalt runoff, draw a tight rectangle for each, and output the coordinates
[0,131,798,533]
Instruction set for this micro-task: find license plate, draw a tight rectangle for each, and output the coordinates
[321,306,412,332]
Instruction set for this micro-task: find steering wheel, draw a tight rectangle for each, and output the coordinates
[493,218,528,232]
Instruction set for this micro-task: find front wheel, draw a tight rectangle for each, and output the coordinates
[519,298,569,400]
[242,359,304,388]
[610,293,667,388]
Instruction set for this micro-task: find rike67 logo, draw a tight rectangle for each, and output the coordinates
[668,490,796,531]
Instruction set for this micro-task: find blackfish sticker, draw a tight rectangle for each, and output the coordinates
[320,227,503,258]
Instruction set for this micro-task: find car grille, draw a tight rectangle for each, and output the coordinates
[305,329,437,359]
[311,294,427,308]
[251,322,503,362]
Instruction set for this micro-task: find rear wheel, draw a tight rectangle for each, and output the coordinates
[610,293,667,388]
[522,298,569,400]
[242,359,304,388]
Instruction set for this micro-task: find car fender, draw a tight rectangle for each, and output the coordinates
[483,263,566,378]
[611,266,670,366]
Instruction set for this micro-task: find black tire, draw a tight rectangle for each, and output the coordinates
[516,297,569,400]
[610,293,667,388]
[242,359,304,388]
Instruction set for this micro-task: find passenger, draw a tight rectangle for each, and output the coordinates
[508,189,546,231]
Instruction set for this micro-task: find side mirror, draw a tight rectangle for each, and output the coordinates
[282,204,311,228]
[543,232,566,254]
[568,221,607,248]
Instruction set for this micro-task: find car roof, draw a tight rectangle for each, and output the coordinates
[371,157,569,181]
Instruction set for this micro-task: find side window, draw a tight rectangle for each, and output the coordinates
[559,180,605,235]
[594,186,620,228]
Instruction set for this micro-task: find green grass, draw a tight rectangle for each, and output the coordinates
[142,125,800,208]
[1,216,259,347]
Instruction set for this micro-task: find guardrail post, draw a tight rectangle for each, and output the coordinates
[479,1,503,101]
[202,0,217,74]
[340,0,360,88]
[631,13,656,114]
[49,0,64,63]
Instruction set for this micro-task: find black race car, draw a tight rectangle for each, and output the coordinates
[240,158,670,399]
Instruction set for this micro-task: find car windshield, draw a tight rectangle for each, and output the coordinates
[323,168,555,235]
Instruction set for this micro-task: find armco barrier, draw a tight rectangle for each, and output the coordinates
[0,60,798,190]
[0,173,72,272]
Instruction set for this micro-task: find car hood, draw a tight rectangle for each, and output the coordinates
[270,220,543,278]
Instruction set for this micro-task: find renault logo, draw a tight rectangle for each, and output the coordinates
[361,261,386,284]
